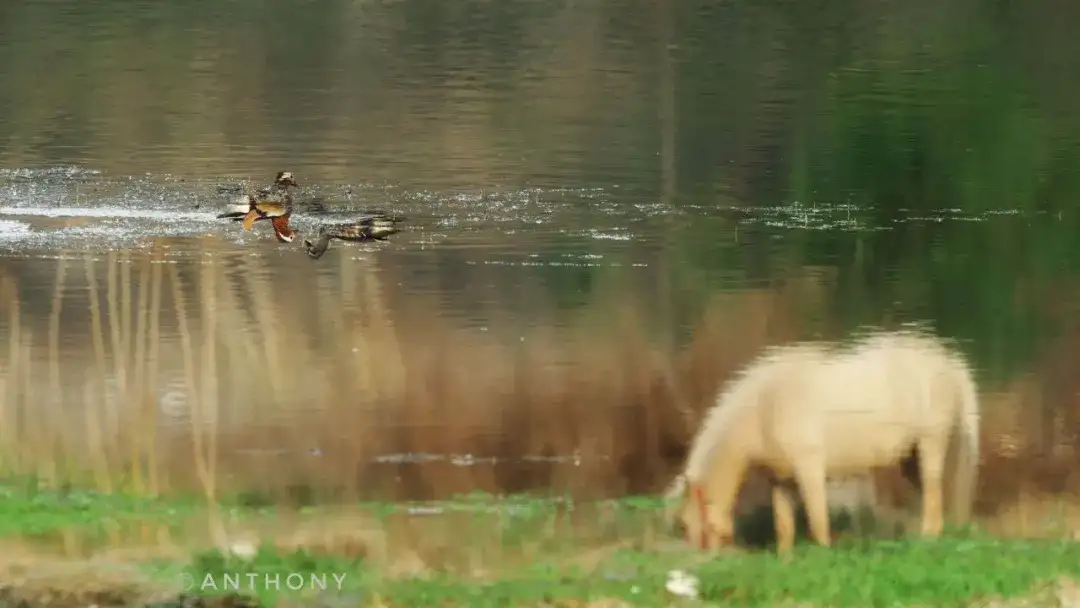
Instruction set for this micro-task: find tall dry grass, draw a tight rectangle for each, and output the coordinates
[0,249,1079,521]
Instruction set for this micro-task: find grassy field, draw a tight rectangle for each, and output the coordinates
[1,483,1079,607]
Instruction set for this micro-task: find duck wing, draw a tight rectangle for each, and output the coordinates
[216,194,256,219]
[303,230,334,259]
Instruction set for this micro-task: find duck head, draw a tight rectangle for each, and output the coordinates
[274,171,299,189]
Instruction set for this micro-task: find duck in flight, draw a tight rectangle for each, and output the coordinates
[303,214,402,259]
[216,171,300,243]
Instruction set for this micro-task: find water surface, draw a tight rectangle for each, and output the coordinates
[2,0,1080,498]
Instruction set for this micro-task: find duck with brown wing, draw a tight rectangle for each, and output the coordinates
[216,171,301,243]
[303,213,403,259]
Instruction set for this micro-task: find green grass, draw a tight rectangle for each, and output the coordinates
[154,533,1080,607]
[0,483,1076,607]
[0,479,199,535]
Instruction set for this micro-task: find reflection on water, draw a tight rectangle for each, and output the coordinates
[0,0,675,189]
[2,0,1080,500]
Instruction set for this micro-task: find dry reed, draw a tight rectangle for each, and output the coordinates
[0,250,1078,523]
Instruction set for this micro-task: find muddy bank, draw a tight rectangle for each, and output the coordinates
[0,588,259,608]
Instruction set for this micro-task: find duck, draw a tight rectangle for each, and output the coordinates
[216,171,297,217]
[216,171,300,242]
[303,214,403,259]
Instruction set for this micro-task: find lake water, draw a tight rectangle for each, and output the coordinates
[1,0,1080,501]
